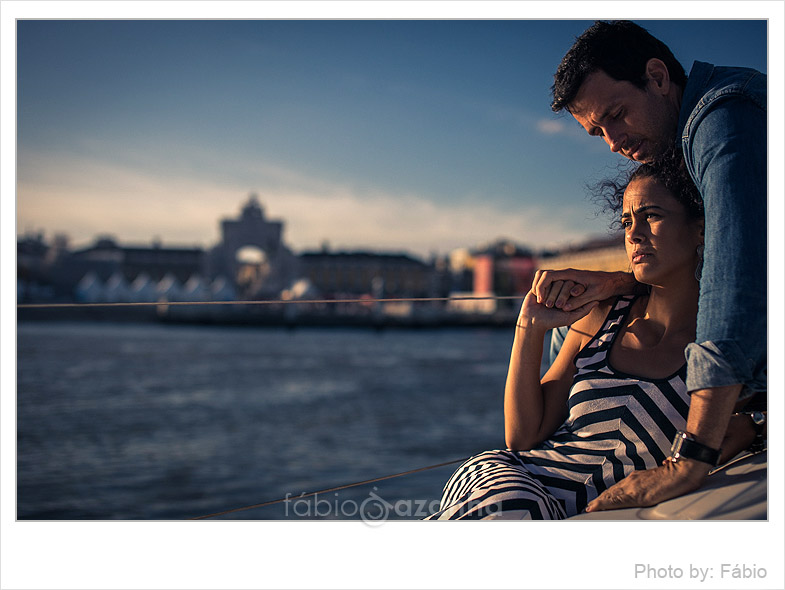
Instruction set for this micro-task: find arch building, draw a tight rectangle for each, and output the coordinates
[206,194,300,299]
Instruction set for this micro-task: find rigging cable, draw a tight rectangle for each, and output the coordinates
[17,294,523,309]
[189,456,470,520]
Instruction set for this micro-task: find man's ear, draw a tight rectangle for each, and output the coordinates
[645,58,671,95]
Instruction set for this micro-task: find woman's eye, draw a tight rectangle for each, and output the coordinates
[621,220,631,228]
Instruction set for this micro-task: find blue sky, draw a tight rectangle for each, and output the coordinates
[15,18,769,257]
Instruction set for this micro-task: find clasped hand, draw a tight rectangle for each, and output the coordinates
[517,290,598,332]
[530,268,628,312]
[518,268,618,331]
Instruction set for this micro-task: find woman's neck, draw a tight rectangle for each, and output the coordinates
[637,275,700,341]
[607,273,700,378]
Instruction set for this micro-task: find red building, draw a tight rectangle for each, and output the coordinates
[472,240,536,297]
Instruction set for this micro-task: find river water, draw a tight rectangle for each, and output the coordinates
[17,321,529,520]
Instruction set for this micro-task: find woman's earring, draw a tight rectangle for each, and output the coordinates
[695,244,704,281]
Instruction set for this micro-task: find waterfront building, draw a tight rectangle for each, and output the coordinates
[17,231,57,302]
[471,239,537,308]
[74,271,103,303]
[205,194,300,299]
[299,249,432,299]
[104,272,132,302]
[121,242,205,284]
[66,236,205,285]
[130,273,158,302]
[182,275,210,302]
[537,233,627,273]
[209,276,237,302]
[156,273,184,302]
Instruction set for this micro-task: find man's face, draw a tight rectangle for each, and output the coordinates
[569,69,679,163]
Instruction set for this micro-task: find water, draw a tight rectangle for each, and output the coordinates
[17,321,519,520]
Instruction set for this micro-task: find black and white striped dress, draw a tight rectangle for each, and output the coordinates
[427,296,691,520]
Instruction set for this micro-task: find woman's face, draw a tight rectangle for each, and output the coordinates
[622,176,704,286]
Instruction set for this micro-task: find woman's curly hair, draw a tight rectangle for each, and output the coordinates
[595,148,704,229]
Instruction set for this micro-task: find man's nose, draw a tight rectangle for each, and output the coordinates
[606,129,625,153]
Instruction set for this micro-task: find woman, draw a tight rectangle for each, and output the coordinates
[428,155,707,520]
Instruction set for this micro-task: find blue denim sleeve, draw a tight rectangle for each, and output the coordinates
[548,325,569,367]
[682,95,767,393]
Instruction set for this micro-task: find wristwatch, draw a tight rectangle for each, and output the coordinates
[736,411,766,453]
[669,431,721,466]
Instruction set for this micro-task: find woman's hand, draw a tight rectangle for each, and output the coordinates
[516,291,598,332]
[531,269,636,311]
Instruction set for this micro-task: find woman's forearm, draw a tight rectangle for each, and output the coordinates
[504,291,591,450]
[504,324,549,450]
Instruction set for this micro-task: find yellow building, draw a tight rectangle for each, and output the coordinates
[538,234,629,273]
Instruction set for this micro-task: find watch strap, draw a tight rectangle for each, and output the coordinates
[670,431,721,466]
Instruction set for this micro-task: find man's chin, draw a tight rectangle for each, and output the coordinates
[630,145,654,163]
[622,151,652,164]
[638,141,676,164]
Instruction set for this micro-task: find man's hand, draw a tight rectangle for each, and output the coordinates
[586,385,746,512]
[531,269,637,311]
[516,291,598,332]
[585,458,710,513]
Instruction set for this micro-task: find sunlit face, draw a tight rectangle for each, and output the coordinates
[622,176,703,286]
[569,69,679,163]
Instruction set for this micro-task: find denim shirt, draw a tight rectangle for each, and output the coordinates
[677,61,767,394]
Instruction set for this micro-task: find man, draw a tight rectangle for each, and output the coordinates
[540,20,767,512]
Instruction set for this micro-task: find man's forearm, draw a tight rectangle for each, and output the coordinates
[682,384,744,477]
[610,270,648,297]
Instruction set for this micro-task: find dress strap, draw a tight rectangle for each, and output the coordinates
[580,295,637,355]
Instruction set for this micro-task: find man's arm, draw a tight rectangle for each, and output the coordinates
[531,268,639,311]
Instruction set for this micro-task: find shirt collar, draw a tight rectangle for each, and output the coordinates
[677,61,715,136]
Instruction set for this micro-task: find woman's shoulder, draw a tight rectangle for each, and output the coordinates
[571,295,638,348]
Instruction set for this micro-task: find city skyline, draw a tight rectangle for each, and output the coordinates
[18,189,604,260]
[14,16,769,258]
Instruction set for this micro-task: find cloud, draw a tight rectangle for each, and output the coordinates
[265,187,583,255]
[535,119,568,135]
[16,149,608,257]
[482,105,590,143]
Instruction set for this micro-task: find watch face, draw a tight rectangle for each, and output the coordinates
[751,411,765,425]
[671,432,685,455]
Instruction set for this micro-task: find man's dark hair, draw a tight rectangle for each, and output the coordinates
[551,20,687,113]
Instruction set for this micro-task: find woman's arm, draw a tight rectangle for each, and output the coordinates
[504,292,601,450]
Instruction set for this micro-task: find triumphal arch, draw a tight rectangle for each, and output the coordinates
[207,194,300,299]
